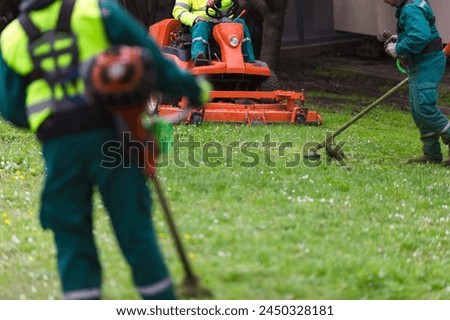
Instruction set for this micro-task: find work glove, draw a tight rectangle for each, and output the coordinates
[195,76,213,105]
[384,42,398,59]
[384,34,398,45]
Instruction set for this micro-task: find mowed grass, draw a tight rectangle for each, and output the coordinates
[0,97,449,300]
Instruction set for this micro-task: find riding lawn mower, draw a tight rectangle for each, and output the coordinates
[148,1,322,126]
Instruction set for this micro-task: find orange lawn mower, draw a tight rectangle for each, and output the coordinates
[147,1,322,126]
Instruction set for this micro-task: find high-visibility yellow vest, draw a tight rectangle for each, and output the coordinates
[172,0,234,27]
[0,0,110,132]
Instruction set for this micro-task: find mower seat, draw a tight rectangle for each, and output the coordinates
[161,46,190,62]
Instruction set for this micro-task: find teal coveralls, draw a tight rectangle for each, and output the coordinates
[0,0,202,299]
[191,17,255,62]
[395,0,450,160]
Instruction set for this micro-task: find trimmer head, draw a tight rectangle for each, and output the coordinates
[303,138,346,162]
[325,142,346,161]
[304,148,321,161]
[177,275,213,299]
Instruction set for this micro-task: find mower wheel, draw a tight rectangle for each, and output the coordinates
[256,71,281,103]
[304,152,321,161]
[295,114,306,125]
[191,113,203,125]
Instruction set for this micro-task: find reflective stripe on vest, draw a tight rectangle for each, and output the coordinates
[0,0,110,132]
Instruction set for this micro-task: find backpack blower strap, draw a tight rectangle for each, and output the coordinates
[19,0,59,12]
[19,0,75,41]
[19,0,79,89]
[19,0,115,141]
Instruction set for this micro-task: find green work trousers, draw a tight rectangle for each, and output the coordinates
[408,50,450,160]
[191,18,255,62]
[39,127,175,299]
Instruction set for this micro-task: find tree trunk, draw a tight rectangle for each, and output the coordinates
[148,0,161,25]
[240,0,287,70]
[119,0,152,27]
[0,0,19,32]
[152,0,176,23]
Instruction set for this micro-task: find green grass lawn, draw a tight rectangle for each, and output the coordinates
[1,97,449,300]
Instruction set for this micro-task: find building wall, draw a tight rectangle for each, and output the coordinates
[282,0,343,46]
[333,0,450,42]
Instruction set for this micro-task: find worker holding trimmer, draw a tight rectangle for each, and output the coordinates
[0,0,211,299]
[383,0,450,166]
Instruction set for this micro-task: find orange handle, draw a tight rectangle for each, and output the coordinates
[115,107,158,178]
[445,42,450,58]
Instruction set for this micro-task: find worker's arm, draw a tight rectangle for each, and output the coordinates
[0,49,29,128]
[172,0,197,27]
[445,42,450,57]
[396,5,433,57]
[100,0,203,104]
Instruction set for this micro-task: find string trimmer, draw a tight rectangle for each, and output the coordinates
[305,42,450,162]
[83,46,213,298]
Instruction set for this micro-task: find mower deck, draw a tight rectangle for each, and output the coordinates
[149,18,323,126]
[158,90,322,125]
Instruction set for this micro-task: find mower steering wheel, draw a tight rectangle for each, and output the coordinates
[206,0,239,20]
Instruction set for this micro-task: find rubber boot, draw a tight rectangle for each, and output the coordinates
[190,20,212,61]
[442,145,450,166]
[440,130,450,166]
[193,52,209,67]
[406,136,442,164]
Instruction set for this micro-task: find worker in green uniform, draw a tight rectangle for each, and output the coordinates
[383,0,450,166]
[172,0,255,66]
[0,0,211,299]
